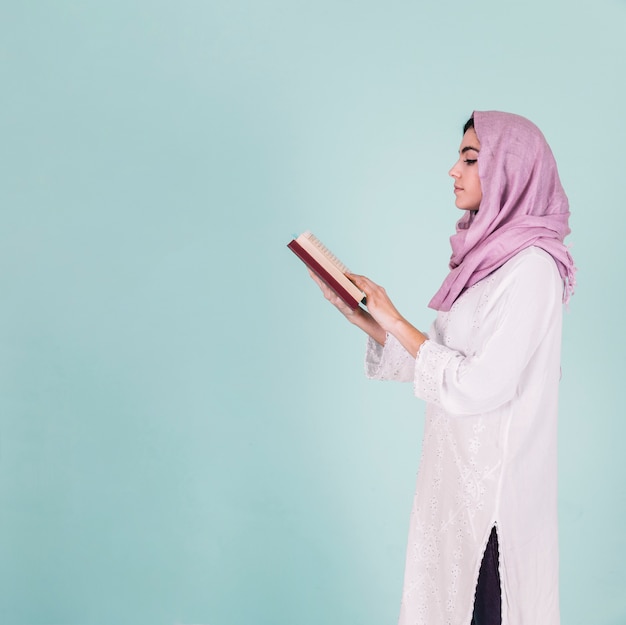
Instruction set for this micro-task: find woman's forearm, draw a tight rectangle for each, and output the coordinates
[350,308,427,358]
[387,316,428,358]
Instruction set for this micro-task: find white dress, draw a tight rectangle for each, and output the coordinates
[365,247,563,625]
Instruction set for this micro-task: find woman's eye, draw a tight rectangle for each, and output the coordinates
[464,159,478,165]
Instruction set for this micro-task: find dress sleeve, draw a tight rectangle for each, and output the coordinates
[413,251,562,416]
[365,333,417,382]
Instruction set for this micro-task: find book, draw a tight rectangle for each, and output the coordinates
[287,231,366,310]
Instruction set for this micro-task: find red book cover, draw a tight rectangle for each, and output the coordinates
[287,239,362,310]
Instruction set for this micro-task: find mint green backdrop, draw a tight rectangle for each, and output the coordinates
[1,1,624,624]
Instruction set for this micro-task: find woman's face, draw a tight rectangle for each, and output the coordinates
[449,128,482,211]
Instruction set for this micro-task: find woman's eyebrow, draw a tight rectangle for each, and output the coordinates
[460,145,480,154]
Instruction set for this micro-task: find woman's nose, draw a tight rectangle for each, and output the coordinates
[449,162,460,178]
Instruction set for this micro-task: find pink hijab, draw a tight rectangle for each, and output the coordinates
[429,111,576,312]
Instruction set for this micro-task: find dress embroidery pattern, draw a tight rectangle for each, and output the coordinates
[365,249,564,625]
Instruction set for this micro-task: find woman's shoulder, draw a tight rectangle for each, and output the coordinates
[488,246,563,311]
[498,246,561,282]
[441,247,563,324]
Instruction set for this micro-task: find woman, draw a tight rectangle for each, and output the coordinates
[308,111,575,625]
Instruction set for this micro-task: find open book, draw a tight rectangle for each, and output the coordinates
[287,231,366,310]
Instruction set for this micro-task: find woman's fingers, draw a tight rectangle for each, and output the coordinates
[308,269,334,297]
[308,269,331,297]
[308,268,400,330]
[308,268,324,287]
[347,273,384,300]
[346,273,401,331]
[346,273,369,292]
[307,269,354,316]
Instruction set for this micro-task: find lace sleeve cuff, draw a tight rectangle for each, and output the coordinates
[365,333,416,382]
[413,339,459,404]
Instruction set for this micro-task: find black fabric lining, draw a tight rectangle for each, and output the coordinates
[471,526,502,625]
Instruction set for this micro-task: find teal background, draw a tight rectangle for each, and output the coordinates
[1,1,624,624]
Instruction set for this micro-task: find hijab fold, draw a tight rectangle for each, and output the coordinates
[429,111,576,312]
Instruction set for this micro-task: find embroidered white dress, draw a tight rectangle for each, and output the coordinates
[366,247,563,625]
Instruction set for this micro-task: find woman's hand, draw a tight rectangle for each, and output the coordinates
[307,269,386,344]
[347,273,405,334]
[307,269,358,319]
[348,273,427,357]
[306,268,426,355]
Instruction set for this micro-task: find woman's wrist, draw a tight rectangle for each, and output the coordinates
[388,316,427,358]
